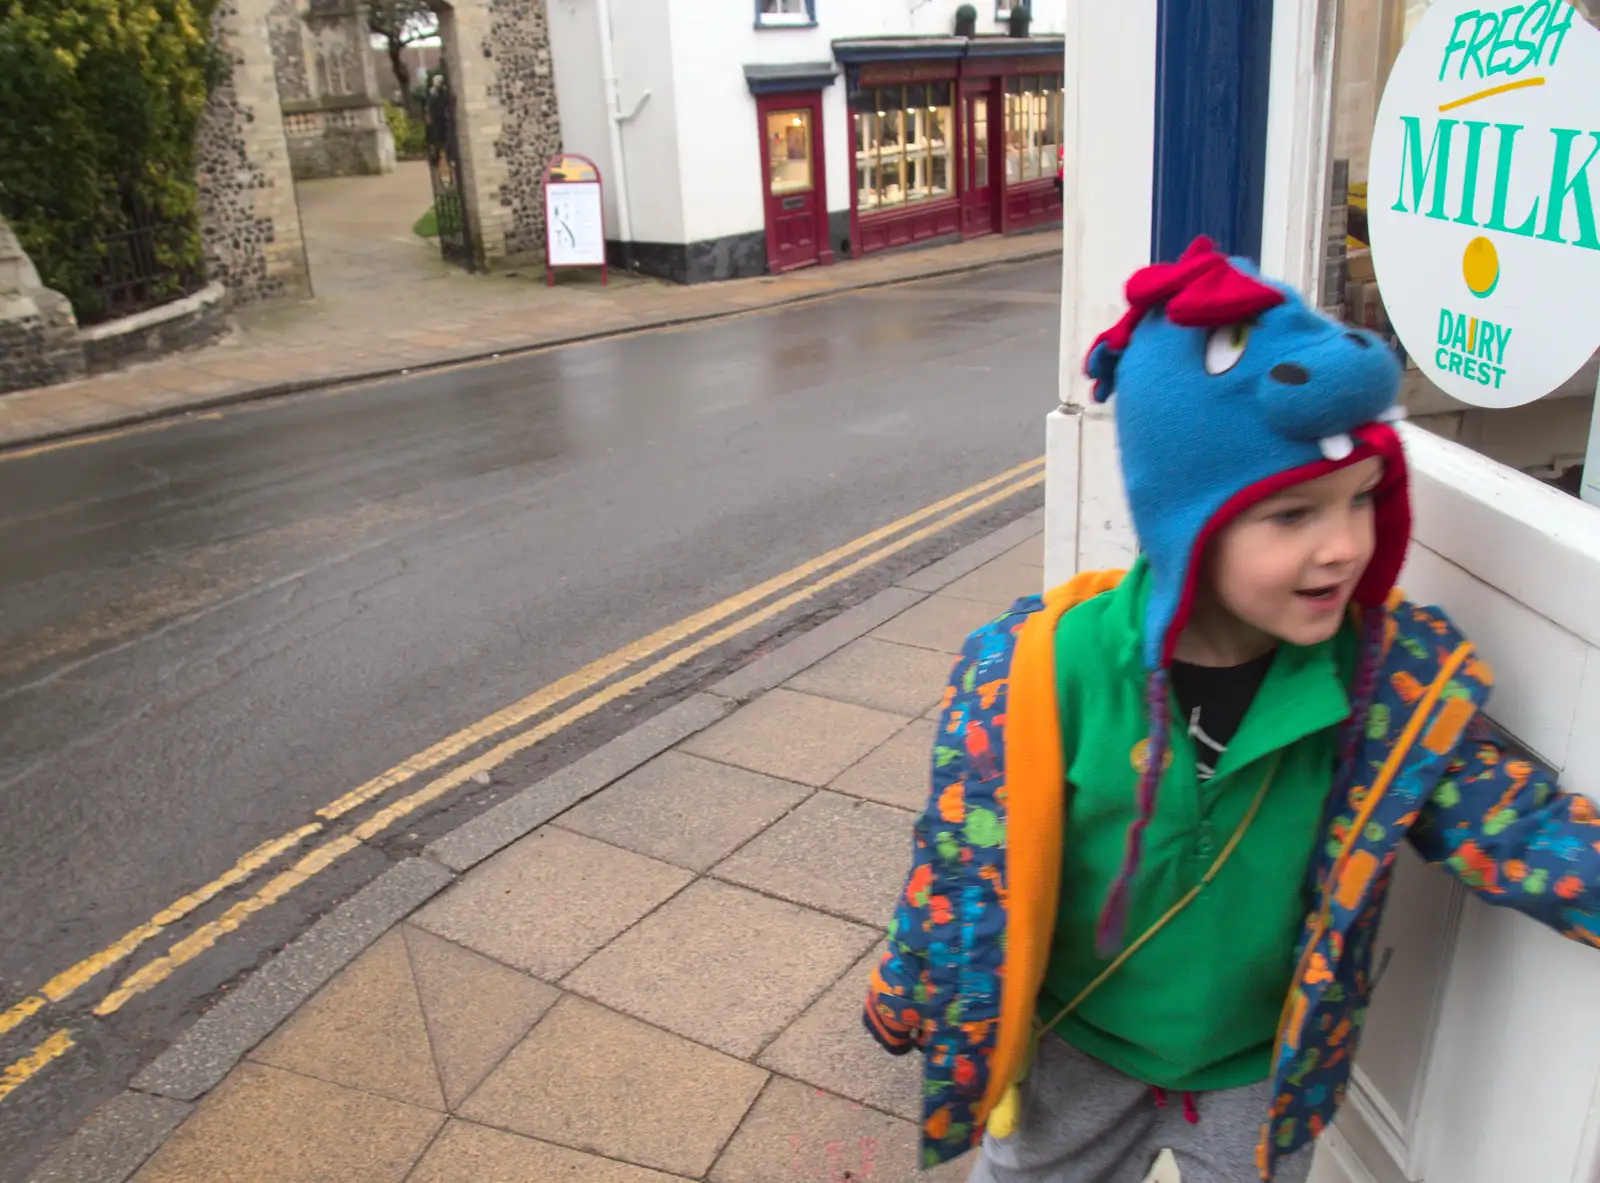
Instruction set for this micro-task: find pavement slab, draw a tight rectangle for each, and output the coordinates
[830,719,941,812]
[249,929,445,1111]
[870,594,1008,655]
[712,792,915,928]
[562,879,876,1059]
[413,828,693,981]
[555,751,813,873]
[409,1120,692,1182]
[785,636,957,718]
[401,925,561,1109]
[758,946,926,1123]
[130,1062,443,1183]
[457,996,767,1179]
[709,1078,971,1183]
[680,689,908,787]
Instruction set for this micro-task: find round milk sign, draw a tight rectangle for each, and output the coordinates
[1368,0,1600,408]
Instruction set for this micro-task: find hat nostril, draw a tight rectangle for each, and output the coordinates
[1344,332,1372,349]
[1270,363,1311,386]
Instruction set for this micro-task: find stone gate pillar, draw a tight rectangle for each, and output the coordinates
[438,0,563,267]
[198,0,313,302]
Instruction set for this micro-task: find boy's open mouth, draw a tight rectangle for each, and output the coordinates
[1295,584,1342,602]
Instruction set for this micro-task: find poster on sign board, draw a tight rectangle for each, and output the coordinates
[543,154,607,282]
[1367,0,1600,411]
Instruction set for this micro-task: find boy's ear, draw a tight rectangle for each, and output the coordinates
[1085,341,1122,403]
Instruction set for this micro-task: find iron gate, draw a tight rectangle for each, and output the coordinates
[424,72,476,269]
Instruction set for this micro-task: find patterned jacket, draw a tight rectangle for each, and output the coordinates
[863,570,1600,1178]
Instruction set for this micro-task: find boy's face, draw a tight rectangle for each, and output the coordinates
[1208,457,1383,648]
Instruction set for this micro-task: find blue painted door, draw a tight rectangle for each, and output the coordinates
[1151,0,1274,263]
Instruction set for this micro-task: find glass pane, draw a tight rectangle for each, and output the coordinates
[972,95,989,190]
[761,0,807,11]
[766,109,813,196]
[879,154,904,206]
[931,148,951,199]
[1005,88,1024,183]
[855,109,876,210]
[929,81,952,108]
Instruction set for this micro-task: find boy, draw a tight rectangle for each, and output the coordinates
[863,237,1600,1182]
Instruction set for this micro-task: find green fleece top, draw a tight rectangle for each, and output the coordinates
[1040,559,1358,1091]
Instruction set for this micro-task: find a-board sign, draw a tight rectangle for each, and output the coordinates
[544,154,607,284]
[1368,0,1600,411]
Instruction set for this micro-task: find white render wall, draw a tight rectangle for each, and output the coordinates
[547,0,690,245]
[554,0,1066,250]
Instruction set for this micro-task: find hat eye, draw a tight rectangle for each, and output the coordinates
[1203,323,1251,375]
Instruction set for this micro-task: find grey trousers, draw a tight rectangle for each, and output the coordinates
[967,1036,1315,1183]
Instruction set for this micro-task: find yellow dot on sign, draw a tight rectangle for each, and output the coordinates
[1462,236,1500,299]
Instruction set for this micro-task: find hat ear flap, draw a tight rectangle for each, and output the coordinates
[1085,341,1122,403]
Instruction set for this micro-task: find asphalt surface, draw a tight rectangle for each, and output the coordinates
[0,256,1059,1176]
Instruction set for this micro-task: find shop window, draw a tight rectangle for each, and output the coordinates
[766,109,813,195]
[1003,74,1062,185]
[1326,0,1600,496]
[756,0,814,28]
[852,82,954,212]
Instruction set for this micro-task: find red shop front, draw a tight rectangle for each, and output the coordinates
[838,38,1064,259]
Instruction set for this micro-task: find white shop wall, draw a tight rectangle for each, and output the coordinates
[546,0,690,246]
[665,0,1067,249]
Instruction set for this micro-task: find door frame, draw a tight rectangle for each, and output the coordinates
[959,77,1001,238]
[755,89,834,273]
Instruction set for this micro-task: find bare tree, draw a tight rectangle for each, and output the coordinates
[367,0,437,107]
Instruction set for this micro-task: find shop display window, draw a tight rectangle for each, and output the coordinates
[852,82,954,212]
[1327,0,1599,494]
[1004,74,1062,184]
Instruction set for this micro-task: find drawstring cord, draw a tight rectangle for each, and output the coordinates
[1150,1087,1200,1124]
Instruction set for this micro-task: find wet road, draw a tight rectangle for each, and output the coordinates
[0,257,1059,1175]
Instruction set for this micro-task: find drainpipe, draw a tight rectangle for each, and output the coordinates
[594,0,649,273]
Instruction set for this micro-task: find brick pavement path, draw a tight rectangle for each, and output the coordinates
[0,226,1060,452]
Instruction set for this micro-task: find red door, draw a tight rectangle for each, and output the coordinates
[757,91,832,273]
[960,83,1000,238]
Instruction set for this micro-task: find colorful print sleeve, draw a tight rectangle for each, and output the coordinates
[1409,714,1600,946]
[863,650,971,1056]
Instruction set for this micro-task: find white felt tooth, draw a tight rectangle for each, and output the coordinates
[1378,406,1408,424]
[1319,434,1355,461]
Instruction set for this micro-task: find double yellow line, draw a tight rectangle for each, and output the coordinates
[0,456,1044,1095]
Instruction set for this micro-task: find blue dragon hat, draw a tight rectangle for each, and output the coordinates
[1082,236,1413,952]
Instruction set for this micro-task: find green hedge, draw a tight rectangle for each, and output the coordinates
[384,101,427,161]
[0,0,221,324]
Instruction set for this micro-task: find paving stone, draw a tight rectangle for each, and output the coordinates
[785,637,956,718]
[830,719,938,812]
[871,595,1004,655]
[680,689,907,786]
[713,792,913,927]
[458,996,766,1179]
[250,930,444,1111]
[413,828,692,981]
[556,751,811,872]
[759,947,924,1122]
[131,1062,443,1183]
[710,1079,969,1183]
[402,925,560,1108]
[940,555,1041,607]
[564,880,876,1059]
[408,1120,690,1182]
[1003,533,1045,568]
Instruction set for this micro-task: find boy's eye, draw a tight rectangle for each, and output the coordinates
[1354,487,1378,507]
[1204,323,1251,375]
[1268,506,1309,527]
